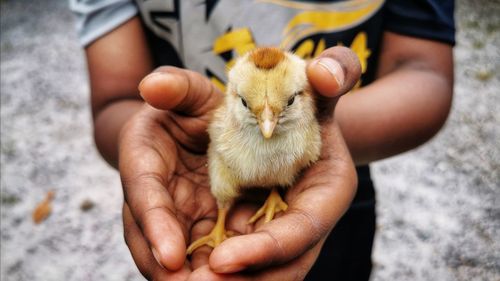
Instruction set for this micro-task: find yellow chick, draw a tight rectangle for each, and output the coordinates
[187,47,321,254]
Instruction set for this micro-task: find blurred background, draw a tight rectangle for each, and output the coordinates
[1,0,499,280]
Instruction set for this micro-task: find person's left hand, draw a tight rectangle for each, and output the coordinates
[187,123,357,281]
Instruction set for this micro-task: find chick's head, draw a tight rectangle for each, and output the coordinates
[227,47,315,139]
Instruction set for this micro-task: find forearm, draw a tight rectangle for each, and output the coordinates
[85,17,155,168]
[94,99,144,168]
[336,66,453,165]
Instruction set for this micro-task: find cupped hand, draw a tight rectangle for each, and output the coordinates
[119,66,224,280]
[188,121,358,281]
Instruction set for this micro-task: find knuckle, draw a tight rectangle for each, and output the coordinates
[121,171,167,200]
[261,229,287,262]
[289,208,328,246]
[132,171,167,188]
[322,46,361,80]
[137,205,174,231]
[121,172,174,231]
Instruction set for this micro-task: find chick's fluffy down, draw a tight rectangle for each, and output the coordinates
[207,48,321,205]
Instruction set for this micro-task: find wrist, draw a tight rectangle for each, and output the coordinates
[94,99,144,168]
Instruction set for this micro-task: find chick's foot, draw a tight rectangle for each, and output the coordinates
[248,188,288,224]
[187,207,231,255]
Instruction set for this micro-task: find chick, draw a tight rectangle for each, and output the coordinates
[187,47,321,254]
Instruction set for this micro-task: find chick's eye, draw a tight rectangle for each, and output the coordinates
[241,98,248,108]
[287,96,295,106]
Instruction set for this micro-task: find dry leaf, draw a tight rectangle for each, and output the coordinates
[32,191,55,224]
[80,199,95,212]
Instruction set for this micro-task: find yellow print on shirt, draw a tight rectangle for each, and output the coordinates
[278,0,383,50]
[211,0,383,92]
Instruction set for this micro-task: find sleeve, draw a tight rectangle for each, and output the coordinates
[69,0,139,47]
[383,0,455,45]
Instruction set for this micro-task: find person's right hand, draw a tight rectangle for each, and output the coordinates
[119,66,224,280]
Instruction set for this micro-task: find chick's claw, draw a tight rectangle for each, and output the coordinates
[187,207,232,255]
[186,229,230,255]
[248,188,288,224]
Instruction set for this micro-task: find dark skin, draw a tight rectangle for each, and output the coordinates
[85,16,453,280]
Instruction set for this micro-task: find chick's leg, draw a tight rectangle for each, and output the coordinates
[248,188,288,224]
[187,205,231,255]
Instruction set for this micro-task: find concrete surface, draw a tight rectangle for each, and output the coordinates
[1,0,499,280]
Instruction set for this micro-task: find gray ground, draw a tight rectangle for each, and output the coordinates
[1,0,499,280]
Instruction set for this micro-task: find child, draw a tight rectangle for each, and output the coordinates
[71,1,454,279]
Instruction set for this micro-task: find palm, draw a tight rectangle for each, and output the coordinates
[119,103,224,278]
[151,117,221,245]
[125,105,220,232]
[158,131,215,234]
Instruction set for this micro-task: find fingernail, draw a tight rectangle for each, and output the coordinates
[213,263,246,274]
[151,247,164,268]
[317,58,345,88]
[138,72,166,92]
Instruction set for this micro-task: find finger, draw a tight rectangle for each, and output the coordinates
[189,241,322,281]
[307,46,361,98]
[119,125,187,271]
[138,66,224,116]
[209,122,357,273]
[208,183,352,274]
[306,46,361,120]
[123,203,190,281]
[124,172,187,271]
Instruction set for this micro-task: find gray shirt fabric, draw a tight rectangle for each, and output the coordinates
[69,0,137,46]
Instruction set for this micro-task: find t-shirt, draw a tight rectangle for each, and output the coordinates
[70,0,455,207]
[70,0,454,87]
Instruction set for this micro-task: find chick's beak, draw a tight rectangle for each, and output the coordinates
[258,102,278,139]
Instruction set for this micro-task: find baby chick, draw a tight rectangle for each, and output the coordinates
[187,47,321,254]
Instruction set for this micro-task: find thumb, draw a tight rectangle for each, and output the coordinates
[138,66,223,116]
[307,46,361,119]
[307,46,361,97]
